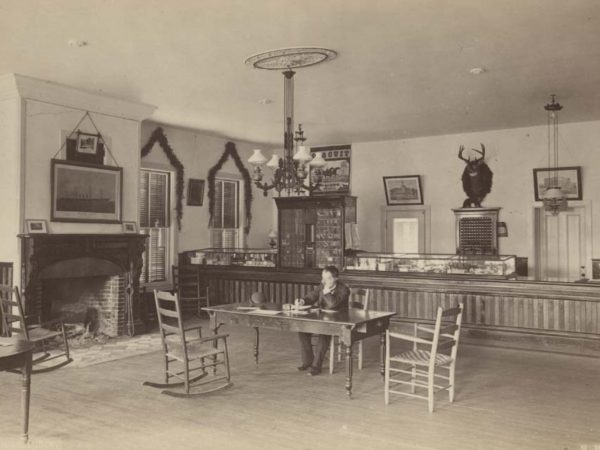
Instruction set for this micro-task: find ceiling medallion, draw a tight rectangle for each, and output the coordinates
[245,47,337,70]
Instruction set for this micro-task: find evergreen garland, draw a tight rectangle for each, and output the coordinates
[207,142,253,235]
[140,127,184,230]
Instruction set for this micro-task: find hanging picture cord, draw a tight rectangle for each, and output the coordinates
[51,111,120,167]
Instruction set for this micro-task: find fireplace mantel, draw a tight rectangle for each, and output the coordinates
[19,233,147,335]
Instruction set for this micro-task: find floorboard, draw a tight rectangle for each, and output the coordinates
[1,321,599,449]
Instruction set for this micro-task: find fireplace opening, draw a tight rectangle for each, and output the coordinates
[39,257,126,340]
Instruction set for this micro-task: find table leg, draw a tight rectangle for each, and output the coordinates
[380,332,386,378]
[253,327,259,366]
[345,343,353,398]
[22,353,32,444]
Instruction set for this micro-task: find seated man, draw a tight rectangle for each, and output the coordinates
[296,265,350,376]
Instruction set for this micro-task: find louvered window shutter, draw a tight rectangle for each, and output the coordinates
[139,170,170,283]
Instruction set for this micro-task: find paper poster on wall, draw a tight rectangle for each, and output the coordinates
[309,145,351,195]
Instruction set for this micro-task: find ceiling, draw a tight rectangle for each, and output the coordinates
[1,0,600,146]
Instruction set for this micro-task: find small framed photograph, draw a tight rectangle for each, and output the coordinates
[26,219,48,234]
[187,178,205,206]
[533,166,582,201]
[122,221,138,234]
[77,132,98,154]
[383,175,423,205]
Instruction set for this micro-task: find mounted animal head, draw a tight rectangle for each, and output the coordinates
[458,144,486,175]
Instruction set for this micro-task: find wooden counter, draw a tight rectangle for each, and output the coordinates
[188,264,600,355]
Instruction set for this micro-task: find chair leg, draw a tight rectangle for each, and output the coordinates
[164,356,169,384]
[411,364,416,394]
[61,324,70,359]
[184,360,190,395]
[384,334,390,405]
[337,341,342,362]
[358,341,363,370]
[329,338,335,375]
[449,362,456,403]
[428,367,435,413]
[223,339,231,382]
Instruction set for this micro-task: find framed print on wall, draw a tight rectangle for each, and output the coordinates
[187,178,205,206]
[51,159,122,223]
[533,166,582,201]
[309,145,351,195]
[383,175,424,205]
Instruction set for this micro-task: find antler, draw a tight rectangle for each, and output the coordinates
[470,143,486,160]
[458,145,468,162]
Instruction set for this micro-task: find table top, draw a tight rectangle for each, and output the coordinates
[0,337,34,359]
[204,302,396,326]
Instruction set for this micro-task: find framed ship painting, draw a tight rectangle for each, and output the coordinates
[309,145,351,195]
[51,159,122,223]
[383,175,423,205]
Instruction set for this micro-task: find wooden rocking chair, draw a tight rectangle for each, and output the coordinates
[143,290,232,397]
[0,287,72,373]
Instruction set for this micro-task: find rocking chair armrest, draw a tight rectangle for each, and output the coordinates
[196,333,229,344]
[388,331,433,346]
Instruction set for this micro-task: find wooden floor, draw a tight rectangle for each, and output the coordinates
[1,321,599,450]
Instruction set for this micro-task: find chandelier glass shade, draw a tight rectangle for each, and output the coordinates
[245,48,337,196]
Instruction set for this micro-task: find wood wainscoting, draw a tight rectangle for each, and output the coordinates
[186,263,600,356]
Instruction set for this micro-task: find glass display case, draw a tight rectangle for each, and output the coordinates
[344,252,516,278]
[183,248,278,267]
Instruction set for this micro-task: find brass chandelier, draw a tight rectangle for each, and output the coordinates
[245,48,337,196]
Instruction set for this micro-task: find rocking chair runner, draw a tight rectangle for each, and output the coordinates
[144,290,232,397]
[0,287,71,372]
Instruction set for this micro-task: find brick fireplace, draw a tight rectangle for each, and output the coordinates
[40,268,126,337]
[19,234,147,336]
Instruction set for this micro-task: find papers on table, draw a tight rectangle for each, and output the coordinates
[250,309,282,315]
[283,310,310,316]
[0,337,15,347]
[320,309,338,313]
[294,305,312,311]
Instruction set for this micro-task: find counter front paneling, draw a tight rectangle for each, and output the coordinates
[186,263,600,346]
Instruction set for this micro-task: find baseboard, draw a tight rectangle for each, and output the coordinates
[461,327,600,358]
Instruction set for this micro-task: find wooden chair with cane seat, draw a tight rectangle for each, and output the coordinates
[0,287,71,372]
[327,288,370,374]
[143,290,231,397]
[384,302,463,412]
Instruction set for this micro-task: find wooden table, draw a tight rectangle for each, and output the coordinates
[0,337,34,443]
[203,303,396,397]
